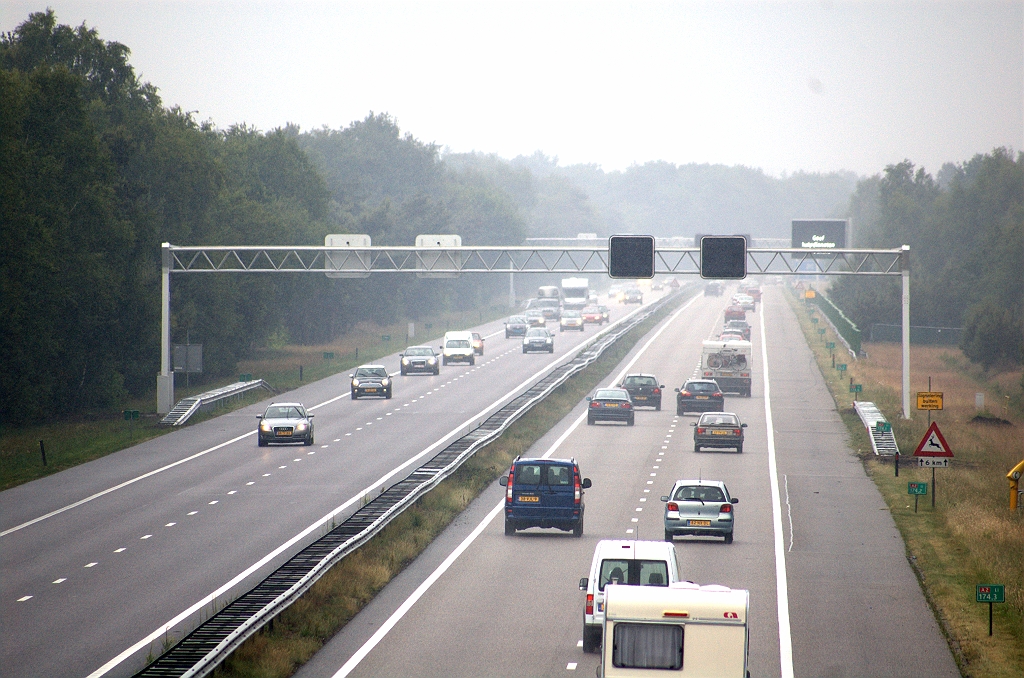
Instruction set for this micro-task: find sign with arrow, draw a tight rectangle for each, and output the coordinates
[913,422,953,458]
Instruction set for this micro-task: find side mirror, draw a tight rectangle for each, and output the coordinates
[582,478,592,489]
[731,498,739,504]
[498,476,508,486]
[660,496,669,502]
[307,414,314,419]
[399,353,404,358]
[585,396,592,402]
[674,387,681,393]
[741,423,747,428]
[579,578,589,591]
[660,384,665,389]
[256,415,262,420]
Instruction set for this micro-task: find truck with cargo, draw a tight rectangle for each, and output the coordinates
[561,277,590,310]
[701,340,752,397]
[599,582,749,678]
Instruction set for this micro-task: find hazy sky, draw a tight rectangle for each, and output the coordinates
[2,1,1021,176]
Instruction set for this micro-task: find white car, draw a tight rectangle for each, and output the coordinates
[578,540,680,653]
[559,310,584,332]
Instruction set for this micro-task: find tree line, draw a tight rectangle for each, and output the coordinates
[0,11,524,420]
[828,150,1023,370]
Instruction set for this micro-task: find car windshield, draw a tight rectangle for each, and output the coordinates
[355,367,388,378]
[264,405,305,419]
[526,310,543,317]
[446,340,471,348]
[562,311,581,318]
[674,485,727,502]
[595,389,629,400]
[624,376,656,387]
[598,559,669,590]
[686,382,717,392]
[404,347,433,356]
[700,414,738,426]
[508,316,526,323]
[583,306,599,314]
[472,333,481,340]
[526,328,548,337]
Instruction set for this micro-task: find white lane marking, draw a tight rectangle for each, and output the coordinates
[165,523,176,527]
[293,459,301,462]
[785,474,794,553]
[228,491,237,495]
[85,562,97,568]
[209,500,219,504]
[53,578,66,584]
[576,640,583,648]
[626,529,634,534]
[114,548,126,552]
[330,409,591,678]
[631,518,639,523]
[635,507,642,512]
[88,312,643,678]
[262,473,271,476]
[17,596,31,602]
[140,535,151,540]
[760,299,795,678]
[567,663,578,670]
[646,481,653,485]
[334,438,341,442]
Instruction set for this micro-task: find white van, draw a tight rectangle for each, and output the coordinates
[600,582,749,678]
[440,331,475,365]
[579,540,680,653]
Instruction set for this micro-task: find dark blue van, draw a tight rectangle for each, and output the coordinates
[499,457,592,537]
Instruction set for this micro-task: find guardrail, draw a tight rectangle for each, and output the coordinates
[133,288,692,677]
[159,380,275,426]
[854,401,899,456]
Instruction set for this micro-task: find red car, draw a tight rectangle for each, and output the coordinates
[582,306,605,324]
[724,305,746,321]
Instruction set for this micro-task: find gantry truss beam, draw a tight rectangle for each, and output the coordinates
[166,245,906,276]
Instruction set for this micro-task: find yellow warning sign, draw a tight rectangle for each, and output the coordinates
[916,392,943,410]
[804,290,816,299]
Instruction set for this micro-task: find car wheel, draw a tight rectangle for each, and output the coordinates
[573,514,583,538]
[522,347,527,354]
[548,347,554,353]
[442,357,448,366]
[257,437,267,447]
[386,389,392,399]
[505,332,509,339]
[504,518,515,536]
[469,357,475,365]
[351,392,358,400]
[737,444,743,453]
[587,416,594,425]
[582,625,601,654]
[627,416,635,426]
[559,328,564,333]
[655,401,661,411]
[664,530,673,542]
[305,433,314,446]
[725,532,734,544]
[694,445,701,452]
[434,368,440,375]
[400,368,406,376]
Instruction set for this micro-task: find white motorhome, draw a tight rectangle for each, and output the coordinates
[561,277,590,310]
[600,582,749,678]
[701,339,752,397]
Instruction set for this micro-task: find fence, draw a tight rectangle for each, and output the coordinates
[812,291,862,355]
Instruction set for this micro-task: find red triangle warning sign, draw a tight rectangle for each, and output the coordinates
[913,422,953,457]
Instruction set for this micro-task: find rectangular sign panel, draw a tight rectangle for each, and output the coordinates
[907,482,927,495]
[792,219,848,249]
[918,458,949,468]
[917,392,944,410]
[976,585,1005,603]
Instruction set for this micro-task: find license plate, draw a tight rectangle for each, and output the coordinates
[518,495,539,502]
[712,430,730,435]
[275,430,292,436]
[634,396,647,400]
[604,403,619,407]
[688,519,711,527]
[696,395,709,400]
[364,388,378,392]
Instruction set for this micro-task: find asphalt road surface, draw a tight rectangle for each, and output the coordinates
[294,285,960,678]
[0,292,659,678]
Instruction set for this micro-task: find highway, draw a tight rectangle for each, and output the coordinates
[294,285,961,678]
[0,293,659,678]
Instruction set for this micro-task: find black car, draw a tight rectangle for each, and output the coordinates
[499,456,591,536]
[400,346,440,375]
[257,402,314,447]
[505,315,529,338]
[586,388,635,425]
[724,319,751,341]
[675,379,725,414]
[623,288,643,304]
[619,373,665,410]
[523,327,555,353]
[704,282,723,296]
[350,365,393,399]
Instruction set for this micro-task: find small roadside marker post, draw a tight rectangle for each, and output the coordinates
[908,481,927,513]
[976,585,1005,636]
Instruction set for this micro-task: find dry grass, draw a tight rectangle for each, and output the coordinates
[787,289,1024,678]
[211,295,687,677]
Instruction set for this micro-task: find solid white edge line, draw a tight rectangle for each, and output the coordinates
[760,299,795,678]
[85,300,657,677]
[329,290,694,677]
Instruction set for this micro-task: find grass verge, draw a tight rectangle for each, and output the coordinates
[211,294,690,677]
[785,287,1024,678]
[0,304,510,492]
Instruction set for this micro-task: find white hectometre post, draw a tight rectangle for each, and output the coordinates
[901,245,911,419]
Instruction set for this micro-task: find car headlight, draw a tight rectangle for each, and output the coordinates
[382,378,390,386]
[428,357,436,364]
[352,379,360,387]
[401,358,409,365]
[260,422,271,432]
[295,422,307,431]
[545,338,552,344]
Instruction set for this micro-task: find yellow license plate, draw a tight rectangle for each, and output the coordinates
[696,395,709,399]
[635,396,647,400]
[688,520,711,527]
[276,430,292,436]
[604,403,619,407]
[364,388,378,392]
[712,430,731,435]
[518,496,539,502]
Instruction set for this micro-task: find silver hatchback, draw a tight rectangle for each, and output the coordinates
[661,480,738,543]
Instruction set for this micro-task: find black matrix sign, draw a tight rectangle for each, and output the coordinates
[792,220,847,249]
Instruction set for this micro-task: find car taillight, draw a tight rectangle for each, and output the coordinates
[733,429,741,435]
[574,472,582,504]
[506,467,514,502]
[622,402,631,409]
[713,392,722,398]
[720,503,732,513]
[590,401,601,408]
[667,502,678,511]
[680,390,691,397]
[653,388,661,395]
[741,373,749,377]
[586,593,594,615]
[697,427,706,434]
